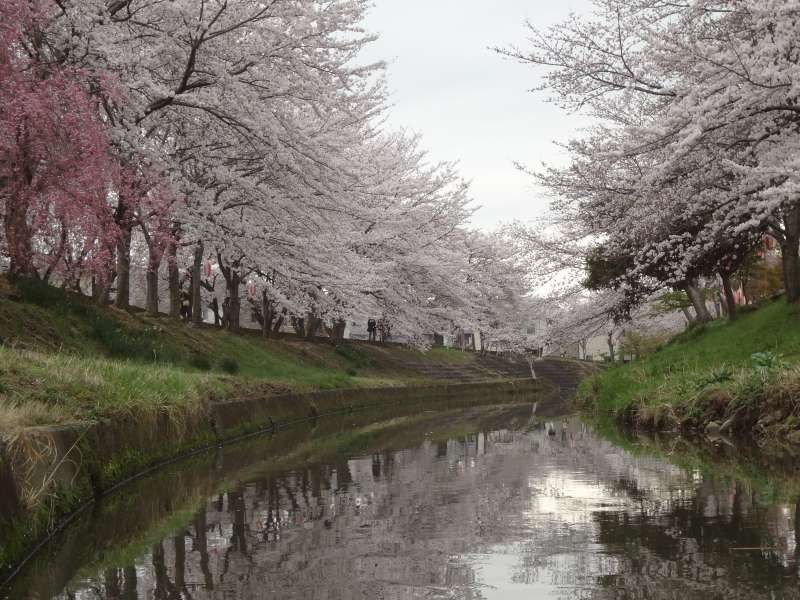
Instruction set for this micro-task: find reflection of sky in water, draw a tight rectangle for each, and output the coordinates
[456,470,642,599]
[22,418,800,600]
[457,456,692,599]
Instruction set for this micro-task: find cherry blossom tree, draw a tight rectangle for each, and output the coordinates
[0,1,122,284]
[1,0,537,350]
[499,0,800,344]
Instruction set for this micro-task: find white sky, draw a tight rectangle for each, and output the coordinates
[361,0,594,230]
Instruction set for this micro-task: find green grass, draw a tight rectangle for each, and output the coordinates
[0,278,512,433]
[425,346,476,364]
[0,346,233,428]
[186,328,359,390]
[581,298,800,417]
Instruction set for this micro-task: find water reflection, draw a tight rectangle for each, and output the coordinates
[14,417,800,599]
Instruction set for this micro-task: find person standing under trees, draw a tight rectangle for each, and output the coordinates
[367,318,377,342]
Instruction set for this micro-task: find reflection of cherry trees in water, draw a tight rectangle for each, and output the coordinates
[59,424,800,600]
[507,432,800,600]
[583,481,800,600]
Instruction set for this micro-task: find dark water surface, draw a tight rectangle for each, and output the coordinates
[5,403,800,599]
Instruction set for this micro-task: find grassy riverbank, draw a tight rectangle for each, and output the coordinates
[0,277,503,433]
[0,277,557,584]
[580,297,800,443]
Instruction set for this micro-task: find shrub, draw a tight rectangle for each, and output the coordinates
[189,354,212,371]
[219,357,240,375]
[696,365,734,389]
[731,372,767,411]
[346,368,357,377]
[15,277,67,307]
[334,343,372,368]
[751,351,786,371]
[89,317,173,363]
[618,330,670,360]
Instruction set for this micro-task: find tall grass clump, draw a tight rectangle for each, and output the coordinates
[0,346,228,431]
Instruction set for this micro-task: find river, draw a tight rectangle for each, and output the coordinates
[3,402,800,599]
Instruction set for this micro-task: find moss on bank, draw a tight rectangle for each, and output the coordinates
[580,298,800,442]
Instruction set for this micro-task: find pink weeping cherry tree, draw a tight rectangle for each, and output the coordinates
[0,1,124,285]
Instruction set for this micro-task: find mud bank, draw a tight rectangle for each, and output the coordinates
[0,378,552,584]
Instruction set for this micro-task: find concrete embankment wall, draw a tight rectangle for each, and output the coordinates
[0,378,553,583]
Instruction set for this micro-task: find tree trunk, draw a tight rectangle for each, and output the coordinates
[274,310,286,334]
[224,271,241,331]
[783,240,800,303]
[210,297,221,327]
[216,253,244,331]
[191,243,203,324]
[781,204,800,303]
[719,270,737,321]
[304,313,321,340]
[114,230,131,309]
[167,241,181,318]
[326,319,346,342]
[261,290,272,338]
[145,270,159,316]
[685,281,712,322]
[4,184,33,280]
[606,331,615,362]
[92,272,113,305]
[259,290,275,337]
[114,199,133,309]
[713,294,722,319]
[42,225,68,283]
[145,244,162,316]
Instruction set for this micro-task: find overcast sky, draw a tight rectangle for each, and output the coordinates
[361,0,593,230]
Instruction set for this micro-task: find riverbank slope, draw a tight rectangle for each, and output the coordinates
[0,276,539,433]
[0,276,573,581]
[580,297,800,444]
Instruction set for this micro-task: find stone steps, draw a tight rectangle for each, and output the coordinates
[396,355,590,403]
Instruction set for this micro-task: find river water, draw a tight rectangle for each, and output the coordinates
[4,403,800,599]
